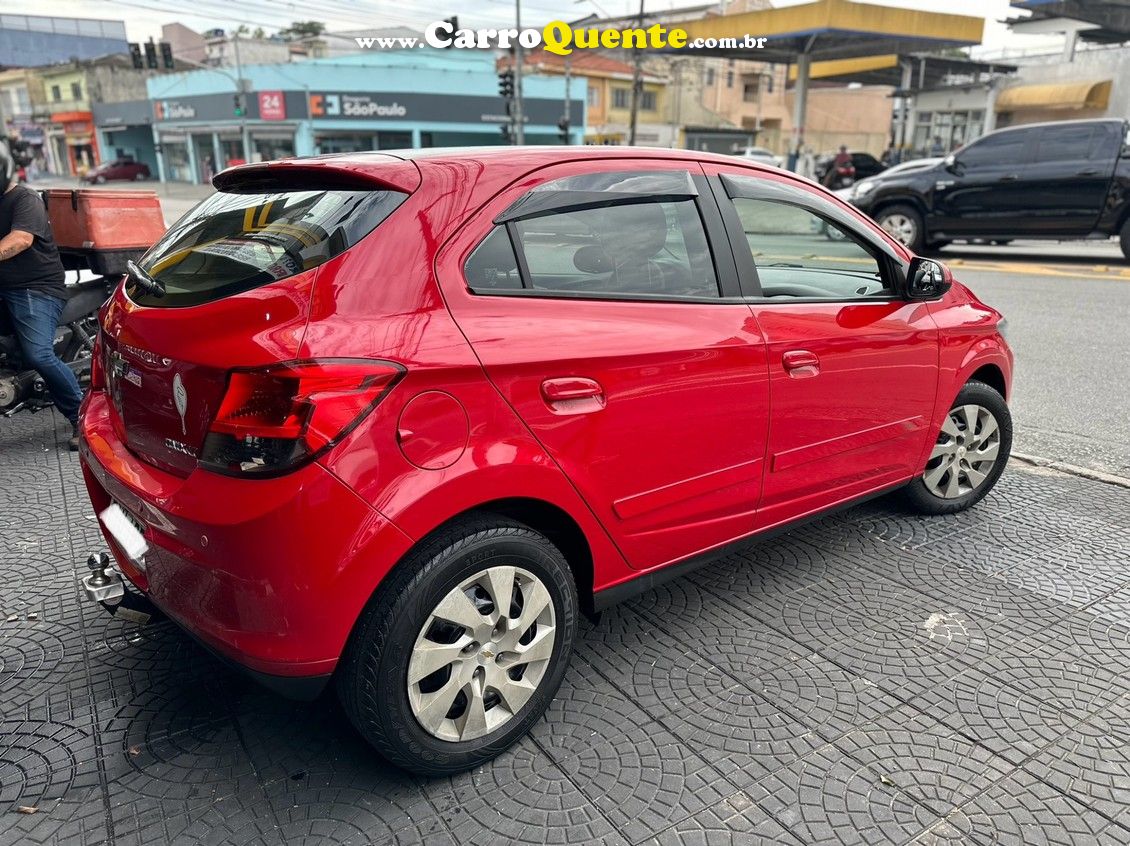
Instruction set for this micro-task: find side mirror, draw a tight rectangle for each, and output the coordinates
[905,257,952,300]
[944,153,962,175]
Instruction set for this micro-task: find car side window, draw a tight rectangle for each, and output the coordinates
[1035,124,1098,161]
[464,226,522,291]
[957,130,1032,168]
[731,198,890,300]
[486,199,720,299]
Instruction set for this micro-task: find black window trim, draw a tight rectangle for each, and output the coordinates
[715,173,908,304]
[466,170,745,304]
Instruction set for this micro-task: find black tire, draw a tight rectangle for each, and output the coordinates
[336,513,578,776]
[900,380,1012,515]
[1120,219,1130,261]
[875,203,925,253]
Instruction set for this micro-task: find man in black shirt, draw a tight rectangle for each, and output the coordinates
[0,138,84,449]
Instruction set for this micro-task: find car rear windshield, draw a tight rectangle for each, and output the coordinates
[130,187,406,307]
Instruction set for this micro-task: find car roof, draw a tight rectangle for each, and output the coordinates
[216,145,789,190]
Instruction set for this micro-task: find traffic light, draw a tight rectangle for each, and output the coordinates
[143,40,158,70]
[498,69,514,100]
[159,41,174,70]
[129,43,143,69]
[557,117,570,144]
[443,17,458,47]
[233,94,246,117]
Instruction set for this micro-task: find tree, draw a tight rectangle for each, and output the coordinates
[252,27,265,39]
[277,21,325,40]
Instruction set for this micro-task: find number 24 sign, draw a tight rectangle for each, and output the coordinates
[259,91,286,121]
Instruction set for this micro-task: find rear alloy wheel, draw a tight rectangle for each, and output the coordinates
[876,204,925,253]
[337,514,577,776]
[900,380,1012,515]
[1120,219,1130,261]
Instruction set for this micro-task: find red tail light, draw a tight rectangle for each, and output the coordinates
[200,359,404,477]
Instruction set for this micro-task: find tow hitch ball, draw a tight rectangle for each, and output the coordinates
[81,552,159,625]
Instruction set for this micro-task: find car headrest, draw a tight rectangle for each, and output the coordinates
[573,244,612,274]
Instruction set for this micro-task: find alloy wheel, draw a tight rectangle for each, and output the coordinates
[923,404,1001,499]
[407,565,556,742]
[880,213,917,246]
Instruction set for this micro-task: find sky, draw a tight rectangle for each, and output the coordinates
[4,0,1062,57]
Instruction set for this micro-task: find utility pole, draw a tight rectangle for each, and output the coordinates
[514,0,525,144]
[563,57,571,144]
[232,32,250,162]
[628,0,644,145]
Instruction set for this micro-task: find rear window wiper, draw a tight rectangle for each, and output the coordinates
[126,260,166,299]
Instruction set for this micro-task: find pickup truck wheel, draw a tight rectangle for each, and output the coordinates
[336,514,578,776]
[876,204,925,252]
[1120,219,1130,261]
[900,380,1012,515]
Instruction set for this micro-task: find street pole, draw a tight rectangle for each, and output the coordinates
[514,0,525,144]
[628,0,644,145]
[232,32,250,162]
[564,56,571,144]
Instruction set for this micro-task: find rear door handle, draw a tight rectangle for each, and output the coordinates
[998,174,1018,182]
[782,350,820,378]
[1076,168,1100,176]
[541,377,605,412]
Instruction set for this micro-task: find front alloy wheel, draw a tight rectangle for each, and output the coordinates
[408,566,556,742]
[900,379,1012,515]
[922,404,1001,499]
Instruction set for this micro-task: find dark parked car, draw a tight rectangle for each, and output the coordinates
[847,118,1130,256]
[814,151,885,183]
[83,159,150,183]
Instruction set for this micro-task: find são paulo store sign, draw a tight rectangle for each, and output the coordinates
[307,91,582,125]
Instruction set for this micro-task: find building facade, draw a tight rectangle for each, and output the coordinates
[0,15,128,68]
[92,50,584,185]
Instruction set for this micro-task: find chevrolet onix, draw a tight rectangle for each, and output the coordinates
[79,148,1013,775]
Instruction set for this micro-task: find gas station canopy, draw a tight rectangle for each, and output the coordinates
[677,0,984,64]
[1008,0,1130,44]
[674,0,985,153]
[785,54,1016,91]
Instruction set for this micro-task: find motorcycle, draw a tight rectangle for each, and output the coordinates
[825,163,856,190]
[0,275,110,417]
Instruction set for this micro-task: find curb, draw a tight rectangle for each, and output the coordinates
[1011,451,1130,490]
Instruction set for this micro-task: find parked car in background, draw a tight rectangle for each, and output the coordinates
[82,159,151,183]
[814,151,885,183]
[79,147,1013,777]
[735,146,784,167]
[835,157,943,203]
[846,118,1130,257]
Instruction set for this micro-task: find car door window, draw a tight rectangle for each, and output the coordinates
[1034,123,1104,162]
[466,197,720,299]
[956,129,1032,169]
[730,197,889,299]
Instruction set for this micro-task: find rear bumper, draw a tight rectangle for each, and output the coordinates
[78,391,415,684]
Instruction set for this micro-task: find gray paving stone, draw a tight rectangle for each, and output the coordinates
[1025,702,1130,825]
[2,409,1128,845]
[957,768,1125,846]
[833,706,1016,816]
[756,742,942,845]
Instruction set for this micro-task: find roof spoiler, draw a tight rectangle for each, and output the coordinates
[212,157,420,194]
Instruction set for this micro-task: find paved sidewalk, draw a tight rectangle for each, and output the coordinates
[1,409,1128,845]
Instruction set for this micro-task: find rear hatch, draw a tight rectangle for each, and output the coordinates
[99,160,414,477]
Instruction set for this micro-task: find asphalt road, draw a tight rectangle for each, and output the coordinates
[940,241,1129,478]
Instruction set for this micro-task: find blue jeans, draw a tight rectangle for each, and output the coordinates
[0,288,84,423]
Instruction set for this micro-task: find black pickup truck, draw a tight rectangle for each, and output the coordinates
[848,118,1130,258]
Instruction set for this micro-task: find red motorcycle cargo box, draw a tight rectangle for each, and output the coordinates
[41,189,165,276]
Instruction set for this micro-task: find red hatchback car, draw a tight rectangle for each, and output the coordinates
[83,158,151,183]
[79,147,1012,774]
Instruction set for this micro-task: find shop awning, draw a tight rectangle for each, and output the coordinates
[995,79,1112,111]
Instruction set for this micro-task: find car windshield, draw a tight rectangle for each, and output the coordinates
[132,187,406,308]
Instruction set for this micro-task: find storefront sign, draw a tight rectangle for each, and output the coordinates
[155,100,197,120]
[259,91,286,121]
[307,91,583,126]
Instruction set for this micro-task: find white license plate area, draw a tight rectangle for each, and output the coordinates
[99,502,149,568]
